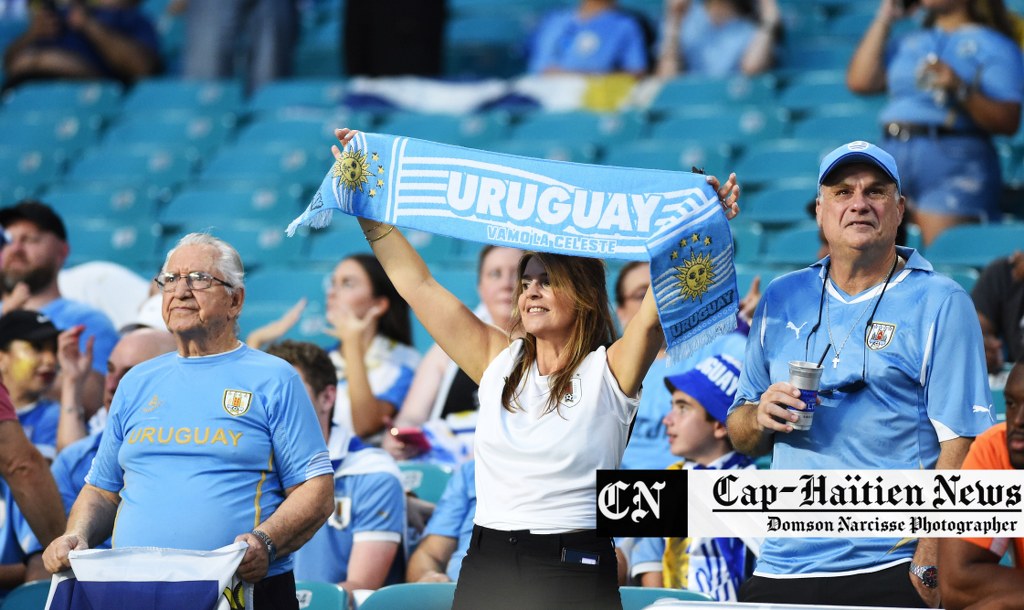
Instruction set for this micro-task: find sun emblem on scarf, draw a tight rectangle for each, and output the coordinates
[333,149,370,192]
[674,250,714,302]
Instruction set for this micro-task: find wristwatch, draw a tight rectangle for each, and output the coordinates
[910,563,938,589]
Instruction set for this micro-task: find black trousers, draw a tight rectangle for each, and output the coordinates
[739,562,928,607]
[452,525,621,610]
[254,570,298,610]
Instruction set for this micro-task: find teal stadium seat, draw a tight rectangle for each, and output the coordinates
[45,186,158,226]
[0,81,122,119]
[378,111,509,147]
[602,140,731,178]
[731,223,765,265]
[444,14,529,78]
[120,79,243,118]
[0,149,64,203]
[761,224,822,267]
[64,146,194,201]
[0,579,50,610]
[199,145,325,195]
[648,105,785,148]
[245,268,327,306]
[232,117,339,156]
[511,111,644,146]
[648,74,776,112]
[305,222,377,266]
[101,112,236,160]
[743,182,817,226]
[487,140,597,163]
[925,224,1024,269]
[292,21,343,78]
[0,110,103,159]
[66,222,160,269]
[159,186,301,228]
[791,106,882,146]
[247,79,347,117]
[161,225,305,269]
[778,71,884,114]
[619,586,713,609]
[398,462,453,504]
[733,140,831,188]
[778,40,856,71]
[295,580,347,610]
[359,582,456,610]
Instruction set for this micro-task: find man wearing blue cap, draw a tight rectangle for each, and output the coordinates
[727,141,991,606]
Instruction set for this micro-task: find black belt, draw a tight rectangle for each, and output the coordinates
[884,122,968,141]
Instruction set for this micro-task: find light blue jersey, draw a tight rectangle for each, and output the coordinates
[528,8,648,75]
[17,399,59,460]
[620,331,747,470]
[882,24,1024,130]
[672,1,758,78]
[423,460,476,582]
[42,298,119,376]
[0,478,41,602]
[293,448,405,585]
[731,247,991,576]
[87,344,332,577]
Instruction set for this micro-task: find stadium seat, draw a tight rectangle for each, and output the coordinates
[0,149,64,203]
[648,105,786,147]
[232,117,339,153]
[161,225,305,269]
[377,111,508,147]
[0,579,50,610]
[64,147,194,200]
[619,586,713,608]
[730,223,765,265]
[733,140,831,188]
[120,78,244,118]
[398,462,453,504]
[0,110,103,159]
[65,222,161,269]
[778,72,884,114]
[238,298,330,347]
[925,224,1024,269]
[444,14,529,78]
[101,112,236,160]
[0,81,122,118]
[295,581,348,610]
[359,582,456,610]
[743,182,817,226]
[487,140,597,164]
[760,224,822,267]
[602,139,732,178]
[247,79,347,117]
[791,106,882,146]
[778,40,855,71]
[199,145,326,195]
[305,222,378,265]
[46,186,158,227]
[245,267,326,305]
[511,111,644,146]
[993,387,1006,422]
[160,187,302,229]
[648,74,776,112]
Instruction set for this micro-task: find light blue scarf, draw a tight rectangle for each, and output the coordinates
[287,132,738,361]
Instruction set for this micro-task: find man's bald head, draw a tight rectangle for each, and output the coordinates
[104,328,177,407]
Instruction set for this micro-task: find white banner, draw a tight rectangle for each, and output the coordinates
[687,470,1024,538]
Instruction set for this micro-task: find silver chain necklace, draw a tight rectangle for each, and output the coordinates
[825,256,899,369]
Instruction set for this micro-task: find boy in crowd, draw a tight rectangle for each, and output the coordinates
[630,354,758,601]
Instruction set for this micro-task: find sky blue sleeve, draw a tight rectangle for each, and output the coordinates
[269,373,332,489]
[924,290,993,437]
[11,501,40,556]
[631,536,665,568]
[351,473,405,537]
[51,453,79,516]
[731,294,771,412]
[424,463,472,539]
[377,364,415,412]
[977,33,1024,101]
[84,395,127,492]
[528,13,566,73]
[619,17,649,73]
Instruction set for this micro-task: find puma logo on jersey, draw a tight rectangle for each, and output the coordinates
[786,321,806,339]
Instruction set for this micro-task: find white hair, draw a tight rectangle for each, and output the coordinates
[162,232,245,292]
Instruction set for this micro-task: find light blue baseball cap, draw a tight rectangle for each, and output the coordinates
[818,141,902,193]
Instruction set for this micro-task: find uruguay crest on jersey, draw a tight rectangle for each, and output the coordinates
[222,390,253,416]
[866,322,896,351]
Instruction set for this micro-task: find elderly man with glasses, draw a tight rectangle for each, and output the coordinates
[42,233,334,609]
[726,142,992,608]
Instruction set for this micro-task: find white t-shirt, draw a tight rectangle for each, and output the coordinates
[474,340,639,533]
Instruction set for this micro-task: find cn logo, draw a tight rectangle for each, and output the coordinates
[597,480,666,523]
[595,470,688,537]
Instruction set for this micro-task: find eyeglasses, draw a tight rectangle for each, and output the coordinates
[154,272,232,293]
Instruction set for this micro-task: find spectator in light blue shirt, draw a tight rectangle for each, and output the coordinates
[528,0,650,76]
